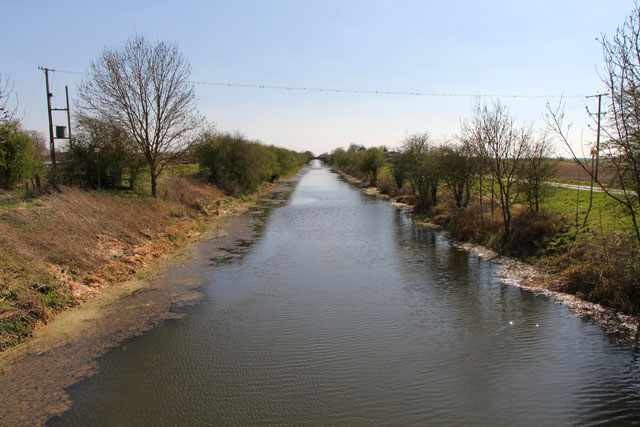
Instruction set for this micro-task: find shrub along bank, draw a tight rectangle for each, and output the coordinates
[327,142,640,323]
[195,131,308,196]
[0,136,308,351]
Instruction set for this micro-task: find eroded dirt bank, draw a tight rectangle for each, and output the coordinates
[0,179,297,426]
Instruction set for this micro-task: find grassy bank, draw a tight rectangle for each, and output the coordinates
[0,174,255,351]
[0,125,310,351]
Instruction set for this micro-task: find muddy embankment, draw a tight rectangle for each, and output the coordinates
[335,169,640,342]
[0,175,300,426]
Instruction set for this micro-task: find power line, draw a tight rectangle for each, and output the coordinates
[191,81,586,99]
[54,68,588,99]
[23,74,44,112]
[54,69,85,75]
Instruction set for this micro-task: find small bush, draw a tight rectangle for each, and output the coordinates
[63,117,143,189]
[443,204,564,258]
[447,207,480,241]
[503,211,565,258]
[446,205,502,245]
[376,170,398,195]
[357,147,385,185]
[555,233,640,315]
[0,122,44,189]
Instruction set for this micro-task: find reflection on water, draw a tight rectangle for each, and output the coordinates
[51,162,640,426]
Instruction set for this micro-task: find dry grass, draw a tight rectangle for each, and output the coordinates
[552,233,640,315]
[437,195,564,259]
[0,176,227,350]
[376,170,399,196]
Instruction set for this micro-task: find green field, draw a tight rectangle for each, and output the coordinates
[541,186,634,233]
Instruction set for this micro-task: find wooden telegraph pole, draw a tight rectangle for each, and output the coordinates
[39,66,56,169]
[583,93,605,227]
[594,93,602,182]
[38,67,73,171]
[65,85,72,149]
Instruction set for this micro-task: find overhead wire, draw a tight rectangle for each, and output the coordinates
[53,69,588,99]
[22,74,44,113]
[190,81,586,99]
[54,69,85,75]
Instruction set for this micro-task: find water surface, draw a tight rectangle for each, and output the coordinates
[52,162,640,426]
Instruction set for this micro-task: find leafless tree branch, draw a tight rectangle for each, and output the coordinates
[461,99,530,239]
[78,35,202,196]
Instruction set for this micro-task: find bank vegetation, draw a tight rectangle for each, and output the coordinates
[327,99,639,324]
[325,4,640,325]
[0,37,309,350]
[0,130,307,351]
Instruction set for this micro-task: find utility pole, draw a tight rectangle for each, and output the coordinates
[583,93,606,227]
[39,67,73,171]
[51,85,72,146]
[594,93,602,182]
[39,66,56,169]
[586,93,606,180]
[65,85,72,149]
[94,147,101,190]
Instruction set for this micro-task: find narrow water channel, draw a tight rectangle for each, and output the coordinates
[52,162,640,426]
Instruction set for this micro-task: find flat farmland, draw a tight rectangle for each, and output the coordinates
[550,161,617,183]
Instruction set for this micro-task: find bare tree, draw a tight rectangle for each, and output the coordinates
[347,143,365,154]
[545,3,640,244]
[547,96,640,243]
[520,133,555,214]
[24,130,48,156]
[387,149,412,190]
[599,3,640,244]
[402,133,440,212]
[439,143,478,208]
[78,35,202,196]
[0,73,17,124]
[461,100,530,239]
[357,147,385,185]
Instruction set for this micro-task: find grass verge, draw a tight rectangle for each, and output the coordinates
[0,175,232,351]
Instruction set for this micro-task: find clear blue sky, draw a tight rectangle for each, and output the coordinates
[1,0,634,156]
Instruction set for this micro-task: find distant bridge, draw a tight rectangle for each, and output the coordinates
[307,156,328,164]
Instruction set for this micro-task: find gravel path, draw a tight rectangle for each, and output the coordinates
[545,180,636,196]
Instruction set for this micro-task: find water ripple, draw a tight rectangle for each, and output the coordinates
[52,164,640,426]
